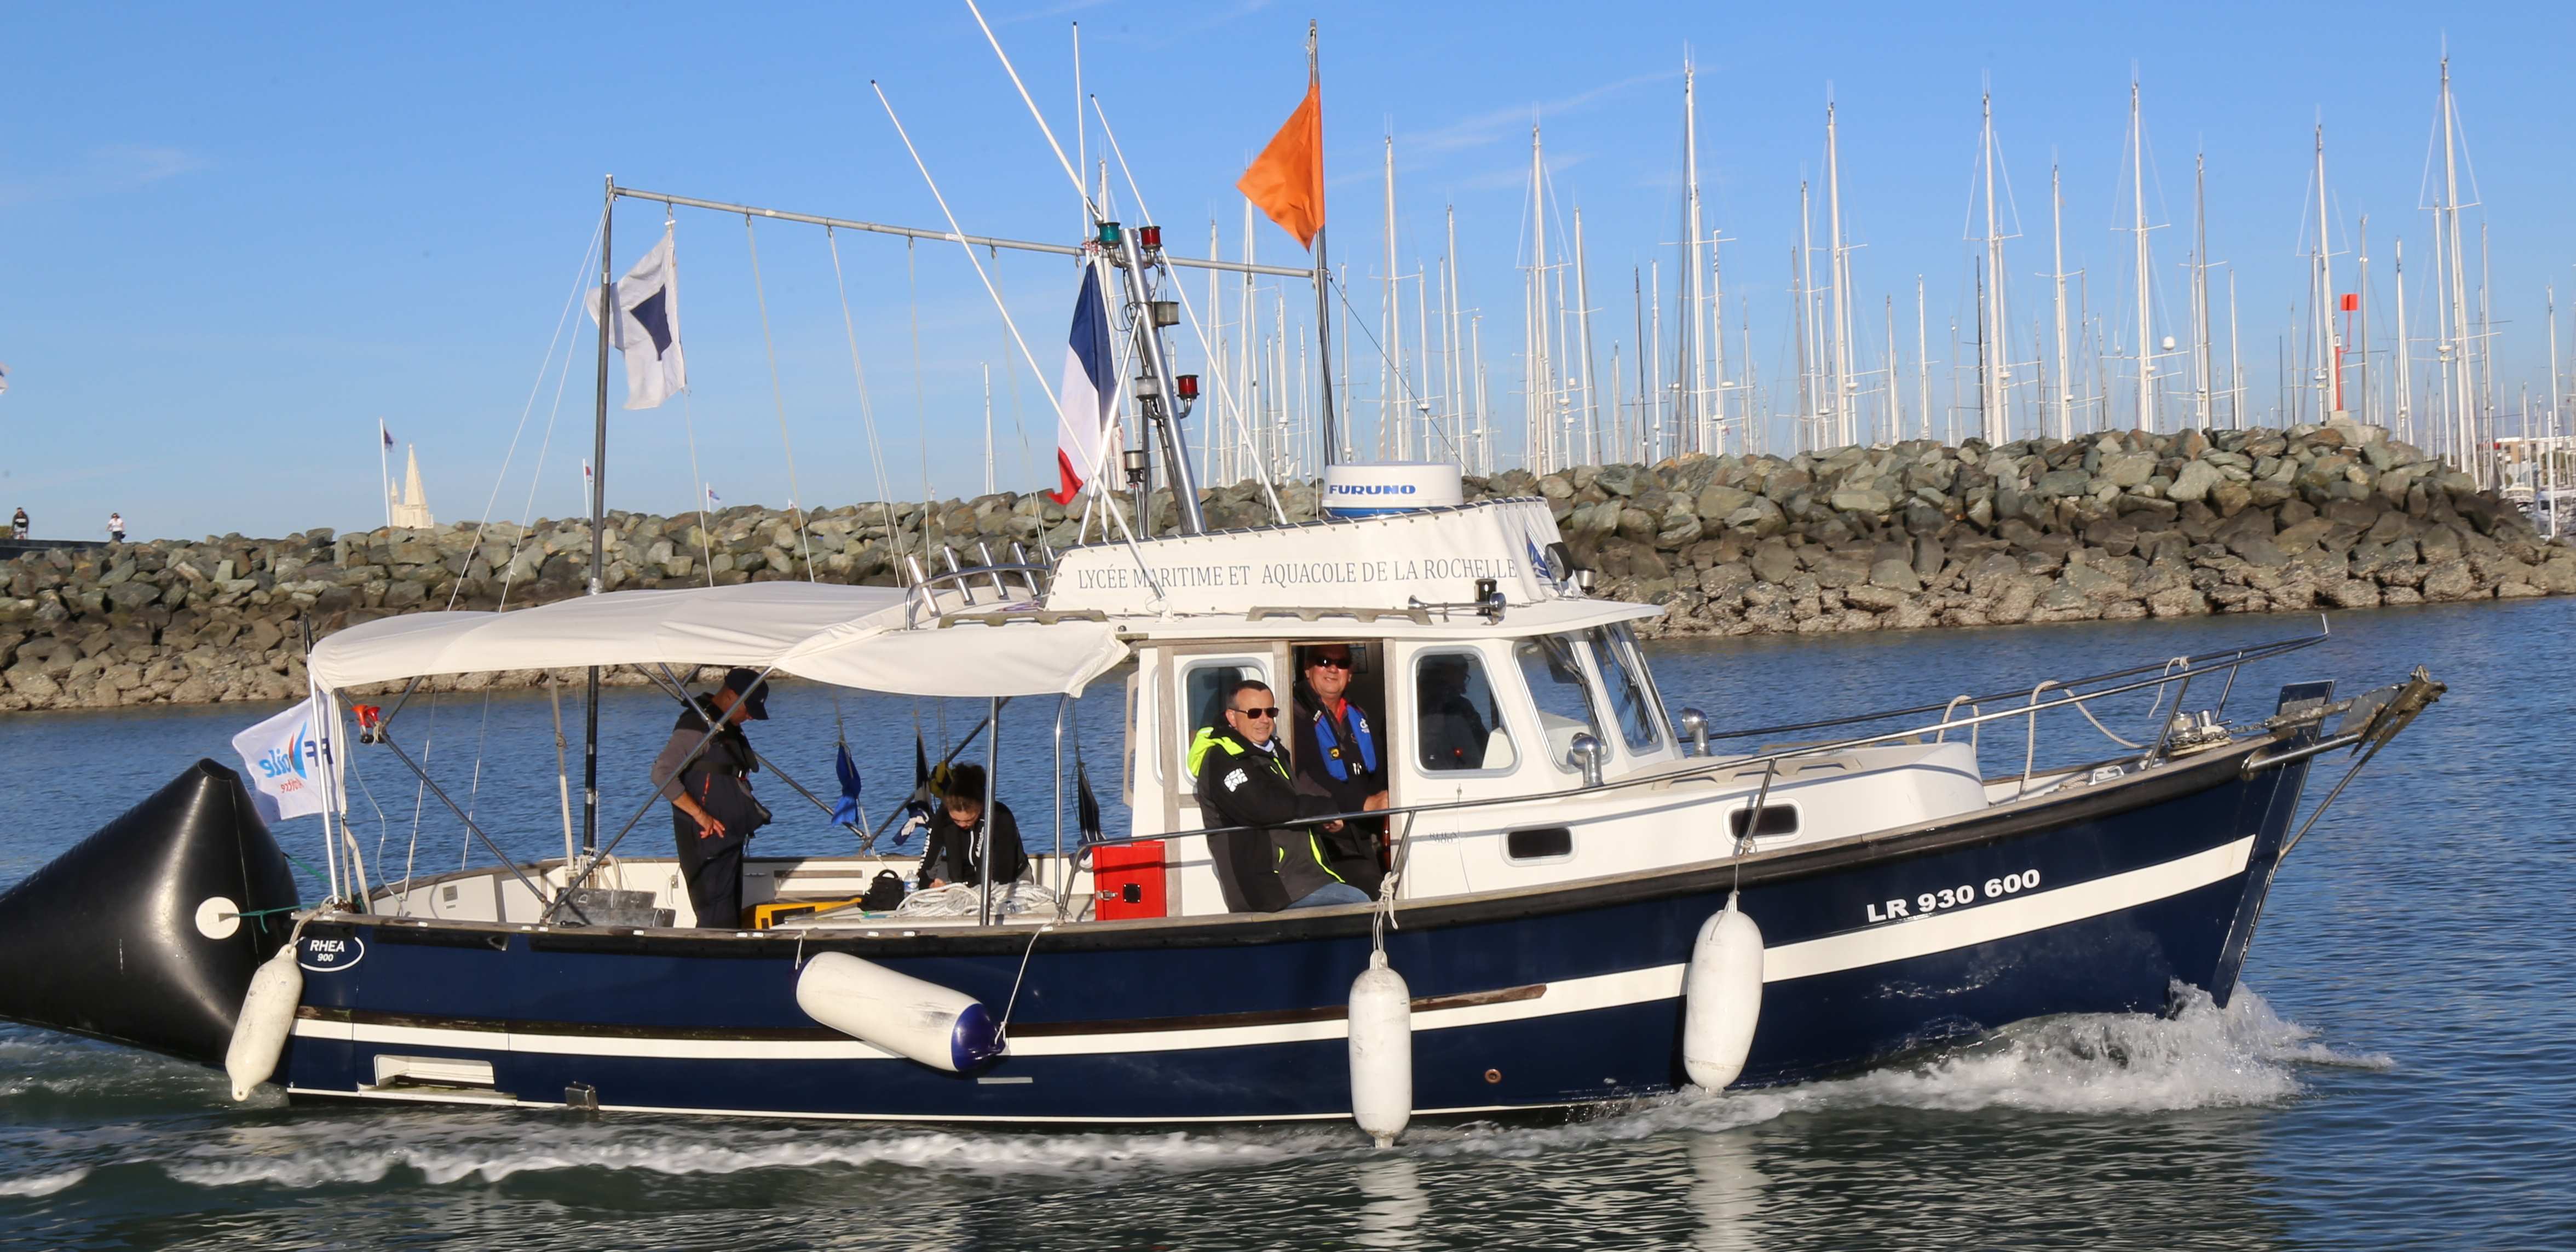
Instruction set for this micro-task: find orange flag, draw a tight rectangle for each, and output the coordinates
[1235,77,1325,250]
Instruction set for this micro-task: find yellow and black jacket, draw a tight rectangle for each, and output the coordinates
[1189,725,1348,911]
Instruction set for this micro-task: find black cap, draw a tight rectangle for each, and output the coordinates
[721,667,770,720]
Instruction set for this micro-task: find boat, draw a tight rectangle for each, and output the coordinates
[0,58,2444,1135]
[0,483,2440,1132]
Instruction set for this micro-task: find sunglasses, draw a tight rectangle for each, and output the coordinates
[1231,706,1281,719]
[1309,654,1355,669]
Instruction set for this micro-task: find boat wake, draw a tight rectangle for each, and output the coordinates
[0,986,2384,1202]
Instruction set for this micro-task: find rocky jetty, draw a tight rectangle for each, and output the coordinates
[1,422,2565,713]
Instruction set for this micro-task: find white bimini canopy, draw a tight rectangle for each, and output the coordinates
[306,582,1126,699]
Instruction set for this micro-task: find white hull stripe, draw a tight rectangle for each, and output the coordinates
[289,836,2255,1061]
[1761,835,2256,983]
[285,1084,1576,1124]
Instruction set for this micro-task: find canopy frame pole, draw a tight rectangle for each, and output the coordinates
[550,676,575,867]
[978,696,1004,926]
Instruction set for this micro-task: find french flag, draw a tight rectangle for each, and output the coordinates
[1050,265,1116,505]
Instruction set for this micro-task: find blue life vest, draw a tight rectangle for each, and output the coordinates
[1312,702,1380,782]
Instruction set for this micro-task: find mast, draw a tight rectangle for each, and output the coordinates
[2227,269,2243,428]
[1303,24,1340,468]
[1978,92,2010,444]
[1798,183,1820,449]
[2194,151,2214,429]
[1416,247,1434,460]
[1825,100,1856,447]
[1514,127,1535,471]
[1916,276,1931,440]
[2128,77,2154,432]
[1710,214,1728,453]
[2356,215,2372,429]
[1243,199,1260,477]
[1790,238,1812,452]
[2394,237,2413,444]
[1682,58,1711,451]
[1575,207,1600,465]
[1649,260,1664,460]
[2312,124,2342,419]
[581,176,613,856]
[1445,204,1466,471]
[2439,56,2473,475]
[1885,295,1900,440]
[2051,163,2073,438]
[1380,133,1399,458]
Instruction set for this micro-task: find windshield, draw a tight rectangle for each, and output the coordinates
[1587,625,1665,753]
[1514,633,1603,773]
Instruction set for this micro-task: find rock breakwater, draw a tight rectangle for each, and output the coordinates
[1,422,2564,713]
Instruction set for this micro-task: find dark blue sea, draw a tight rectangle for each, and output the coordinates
[2,601,2569,1250]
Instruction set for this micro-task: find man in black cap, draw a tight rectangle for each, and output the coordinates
[649,667,773,928]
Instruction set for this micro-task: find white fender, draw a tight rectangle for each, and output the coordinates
[1347,949,1413,1147]
[224,943,303,1101]
[1682,894,1764,1090]
[795,952,1004,1073]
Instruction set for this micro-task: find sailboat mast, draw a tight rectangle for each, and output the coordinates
[1799,182,1820,449]
[2313,124,2341,419]
[1446,204,1466,470]
[2129,78,2153,432]
[1826,100,1856,447]
[2051,163,2072,438]
[1306,23,1339,468]
[1682,60,1711,451]
[2356,215,2372,428]
[2439,58,2473,474]
[581,176,613,856]
[1381,134,1399,458]
[2394,237,2413,444]
[1575,207,1600,465]
[1979,93,2008,444]
[2194,152,2214,428]
[1527,124,1548,472]
[1916,276,1931,440]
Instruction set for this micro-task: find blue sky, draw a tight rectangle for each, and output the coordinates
[3,1,2568,541]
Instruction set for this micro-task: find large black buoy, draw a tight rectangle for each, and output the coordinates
[0,760,300,1066]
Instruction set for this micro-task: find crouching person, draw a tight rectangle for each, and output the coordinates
[914,763,1028,890]
[1190,679,1373,912]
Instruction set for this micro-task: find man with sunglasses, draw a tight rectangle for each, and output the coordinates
[1189,679,1373,912]
[1292,644,1391,895]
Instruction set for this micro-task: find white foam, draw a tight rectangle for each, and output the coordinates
[1414,984,2388,1156]
[136,986,2383,1190]
[0,1168,89,1198]
[161,1123,1346,1190]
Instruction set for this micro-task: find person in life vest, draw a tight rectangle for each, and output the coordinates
[1190,679,1372,912]
[1290,644,1391,894]
[649,667,773,927]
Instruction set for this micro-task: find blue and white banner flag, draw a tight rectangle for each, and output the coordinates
[230,697,343,822]
[1049,264,1116,504]
[585,225,687,410]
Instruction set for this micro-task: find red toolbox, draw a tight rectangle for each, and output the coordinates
[1092,840,1168,920]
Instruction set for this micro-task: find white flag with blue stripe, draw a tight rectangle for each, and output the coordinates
[1050,265,1116,504]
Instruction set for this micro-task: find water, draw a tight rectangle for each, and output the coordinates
[3,601,2571,1250]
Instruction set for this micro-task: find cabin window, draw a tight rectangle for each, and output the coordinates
[1587,625,1666,754]
[1728,805,1800,839]
[1515,633,1604,774]
[1180,659,1267,782]
[1505,826,1574,862]
[1414,648,1516,772]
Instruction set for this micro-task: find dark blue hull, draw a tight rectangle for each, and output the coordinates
[281,731,2319,1123]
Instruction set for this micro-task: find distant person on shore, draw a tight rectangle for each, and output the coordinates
[106,512,124,543]
[9,508,24,539]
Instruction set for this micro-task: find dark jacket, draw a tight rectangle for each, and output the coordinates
[915,801,1027,889]
[1190,723,1348,911]
[1290,688,1387,894]
[653,697,768,840]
